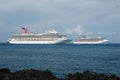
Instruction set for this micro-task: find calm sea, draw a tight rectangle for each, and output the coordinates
[0,43,120,78]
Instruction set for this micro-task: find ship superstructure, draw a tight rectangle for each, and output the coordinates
[7,28,70,44]
[73,36,109,44]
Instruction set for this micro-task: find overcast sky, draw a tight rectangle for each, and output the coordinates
[0,0,120,43]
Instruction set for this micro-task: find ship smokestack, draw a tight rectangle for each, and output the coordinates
[22,27,29,34]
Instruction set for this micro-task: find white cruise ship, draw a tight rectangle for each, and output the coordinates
[73,36,109,44]
[7,28,70,44]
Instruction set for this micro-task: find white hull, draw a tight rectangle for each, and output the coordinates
[73,40,109,44]
[8,38,69,44]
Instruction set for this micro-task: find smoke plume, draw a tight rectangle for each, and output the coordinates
[65,25,84,35]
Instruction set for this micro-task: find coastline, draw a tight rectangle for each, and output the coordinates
[0,68,120,80]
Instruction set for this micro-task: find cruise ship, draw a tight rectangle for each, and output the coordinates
[73,36,109,44]
[7,27,70,44]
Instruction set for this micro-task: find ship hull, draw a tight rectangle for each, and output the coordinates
[73,39,109,44]
[8,38,70,44]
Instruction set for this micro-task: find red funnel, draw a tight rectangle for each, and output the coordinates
[22,27,29,34]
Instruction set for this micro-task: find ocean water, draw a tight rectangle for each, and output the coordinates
[0,43,120,78]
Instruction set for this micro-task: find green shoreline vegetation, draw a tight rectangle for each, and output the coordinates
[0,68,120,80]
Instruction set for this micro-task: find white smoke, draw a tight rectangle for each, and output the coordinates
[65,25,84,35]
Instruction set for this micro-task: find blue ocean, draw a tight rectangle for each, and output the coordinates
[0,43,120,78]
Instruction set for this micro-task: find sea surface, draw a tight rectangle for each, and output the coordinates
[0,43,120,78]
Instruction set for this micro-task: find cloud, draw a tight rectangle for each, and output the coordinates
[0,0,66,13]
[65,25,84,35]
[0,0,32,12]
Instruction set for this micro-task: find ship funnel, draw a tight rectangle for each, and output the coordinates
[22,27,29,34]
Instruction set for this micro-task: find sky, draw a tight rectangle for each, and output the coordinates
[0,0,120,43]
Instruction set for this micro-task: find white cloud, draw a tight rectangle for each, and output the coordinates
[0,0,43,12]
[65,25,84,35]
[0,0,66,13]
